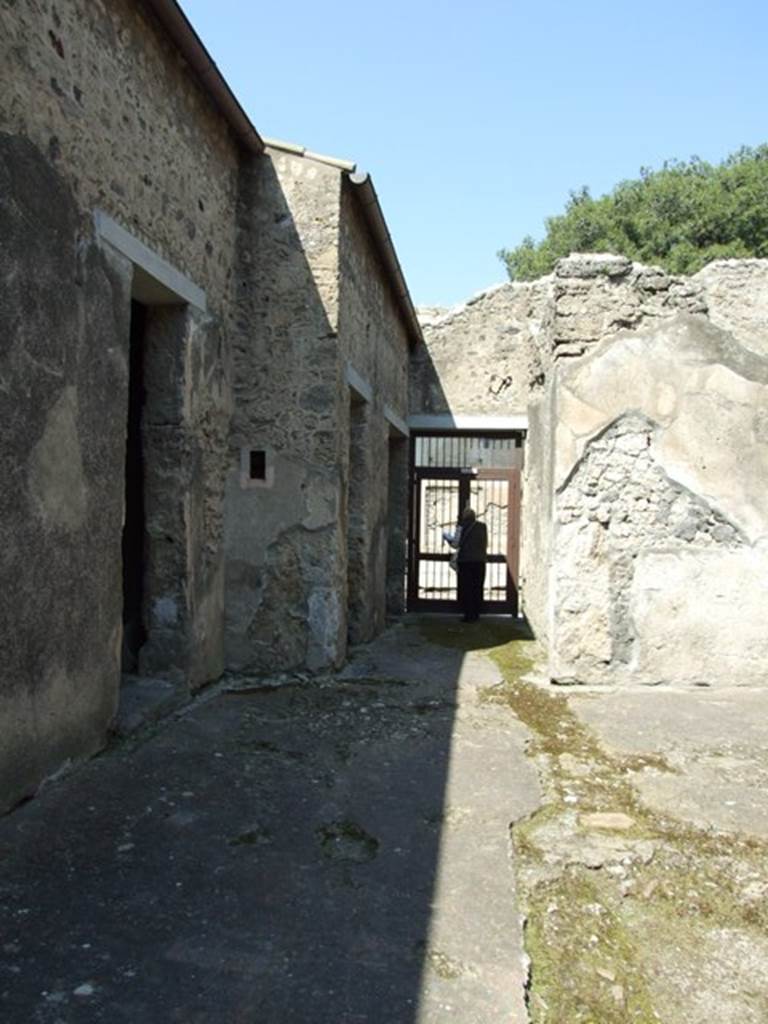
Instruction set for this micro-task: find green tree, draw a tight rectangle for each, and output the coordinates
[498,146,768,281]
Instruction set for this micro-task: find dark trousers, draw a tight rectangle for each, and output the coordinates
[457,561,486,621]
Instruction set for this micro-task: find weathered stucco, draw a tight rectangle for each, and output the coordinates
[531,257,768,687]
[224,148,412,671]
[0,133,129,810]
[2,2,415,812]
[415,254,768,689]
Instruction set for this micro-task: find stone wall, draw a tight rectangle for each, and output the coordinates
[338,180,411,638]
[412,281,553,624]
[1,0,241,306]
[224,148,411,671]
[2,1,415,814]
[531,255,768,687]
[412,280,553,416]
[550,253,706,360]
[224,148,345,674]
[0,0,244,811]
[410,254,768,688]
[694,259,768,358]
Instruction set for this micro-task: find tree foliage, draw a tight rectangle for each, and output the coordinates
[498,146,768,281]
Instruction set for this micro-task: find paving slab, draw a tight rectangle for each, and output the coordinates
[511,676,768,1023]
[567,687,768,837]
[0,618,539,1024]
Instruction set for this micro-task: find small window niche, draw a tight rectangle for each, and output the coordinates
[249,450,266,481]
[240,447,274,489]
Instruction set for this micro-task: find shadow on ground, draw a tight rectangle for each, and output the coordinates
[0,615,536,1024]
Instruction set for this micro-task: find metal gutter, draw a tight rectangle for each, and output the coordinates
[347,172,423,349]
[140,0,264,154]
[263,137,356,173]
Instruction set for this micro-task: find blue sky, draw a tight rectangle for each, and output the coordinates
[180,0,768,307]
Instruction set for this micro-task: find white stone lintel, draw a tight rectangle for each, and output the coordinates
[94,210,207,311]
[345,363,373,403]
[384,405,409,437]
[408,413,528,433]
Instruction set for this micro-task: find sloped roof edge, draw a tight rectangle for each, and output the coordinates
[263,137,356,173]
[140,5,421,349]
[140,0,264,154]
[348,171,423,349]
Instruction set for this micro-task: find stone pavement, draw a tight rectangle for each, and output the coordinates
[0,617,540,1024]
[569,686,768,839]
[3,617,768,1024]
[507,672,768,1023]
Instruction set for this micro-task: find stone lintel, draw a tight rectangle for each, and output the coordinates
[94,210,207,311]
[408,413,528,433]
[384,405,409,437]
[345,363,373,403]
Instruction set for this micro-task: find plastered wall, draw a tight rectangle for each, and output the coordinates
[0,0,243,811]
[414,253,768,689]
[533,256,768,686]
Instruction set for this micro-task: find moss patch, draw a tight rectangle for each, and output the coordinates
[525,871,658,1024]
[421,620,768,1022]
[417,617,533,654]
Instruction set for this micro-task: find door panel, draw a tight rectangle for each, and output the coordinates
[409,458,521,614]
[469,476,509,603]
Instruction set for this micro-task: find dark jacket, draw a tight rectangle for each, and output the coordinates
[458,520,488,563]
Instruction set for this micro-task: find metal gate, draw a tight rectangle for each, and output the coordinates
[407,434,522,614]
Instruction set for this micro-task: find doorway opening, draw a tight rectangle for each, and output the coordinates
[407,432,524,615]
[385,430,408,616]
[347,392,369,644]
[122,300,148,672]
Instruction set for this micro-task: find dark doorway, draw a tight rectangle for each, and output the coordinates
[385,431,408,615]
[407,432,523,615]
[346,392,369,645]
[121,300,147,673]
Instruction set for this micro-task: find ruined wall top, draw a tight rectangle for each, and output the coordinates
[551,253,707,361]
[410,253,768,424]
[410,279,553,417]
[694,259,768,358]
[550,253,768,366]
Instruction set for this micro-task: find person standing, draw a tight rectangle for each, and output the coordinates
[450,506,488,622]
